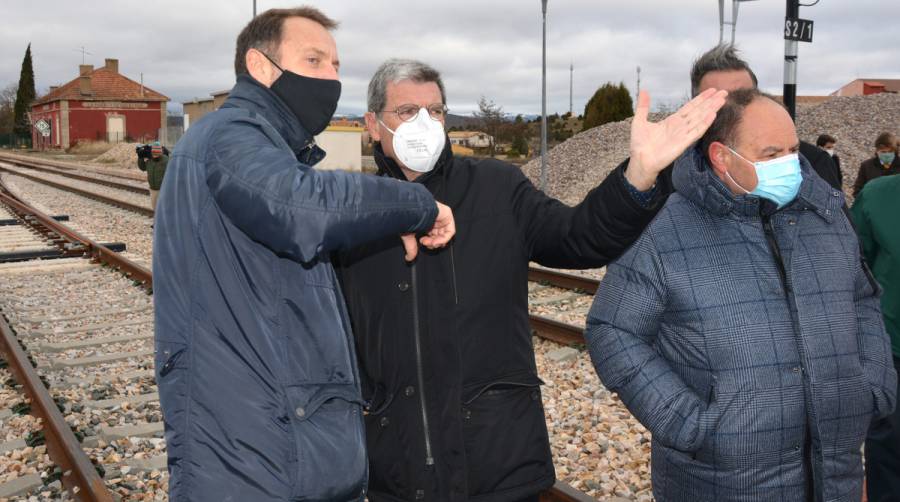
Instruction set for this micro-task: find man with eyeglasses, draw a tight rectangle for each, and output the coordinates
[335,58,726,502]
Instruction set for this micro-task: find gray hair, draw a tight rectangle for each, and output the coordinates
[700,88,782,159]
[690,44,759,97]
[367,59,447,113]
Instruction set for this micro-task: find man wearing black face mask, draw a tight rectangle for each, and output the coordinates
[152,8,456,502]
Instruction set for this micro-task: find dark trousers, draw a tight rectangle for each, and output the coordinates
[866,356,900,502]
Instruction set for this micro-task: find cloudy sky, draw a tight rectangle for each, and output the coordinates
[3,1,897,116]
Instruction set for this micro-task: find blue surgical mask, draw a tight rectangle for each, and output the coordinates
[725,147,802,208]
[878,152,896,166]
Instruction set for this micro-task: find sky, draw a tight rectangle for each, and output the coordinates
[3,1,897,117]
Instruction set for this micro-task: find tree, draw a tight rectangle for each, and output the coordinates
[13,44,36,142]
[472,96,505,157]
[582,82,633,131]
[0,83,18,135]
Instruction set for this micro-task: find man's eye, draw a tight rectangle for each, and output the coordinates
[307,58,320,65]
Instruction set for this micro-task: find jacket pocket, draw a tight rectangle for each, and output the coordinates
[461,375,554,497]
[286,384,367,501]
[154,340,189,489]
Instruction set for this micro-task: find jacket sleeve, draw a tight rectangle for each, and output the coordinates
[137,156,147,172]
[205,119,438,263]
[512,159,672,269]
[584,230,716,452]
[852,163,870,198]
[849,198,898,419]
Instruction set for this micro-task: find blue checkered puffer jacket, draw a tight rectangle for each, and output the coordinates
[585,147,897,502]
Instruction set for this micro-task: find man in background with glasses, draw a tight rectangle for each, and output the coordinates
[336,58,726,502]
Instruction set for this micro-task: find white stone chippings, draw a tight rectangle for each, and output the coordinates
[522,93,900,206]
[0,258,167,498]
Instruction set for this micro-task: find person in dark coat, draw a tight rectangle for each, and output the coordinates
[336,58,726,502]
[586,89,897,502]
[852,132,900,197]
[816,134,842,187]
[153,9,456,501]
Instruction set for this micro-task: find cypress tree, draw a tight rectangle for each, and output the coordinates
[13,44,36,141]
[582,82,633,131]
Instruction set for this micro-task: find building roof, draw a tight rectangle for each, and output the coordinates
[832,78,900,95]
[34,65,168,105]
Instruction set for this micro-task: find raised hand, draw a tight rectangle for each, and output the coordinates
[401,201,456,261]
[625,88,728,190]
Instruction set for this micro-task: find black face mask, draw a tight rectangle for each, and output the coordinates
[262,52,341,136]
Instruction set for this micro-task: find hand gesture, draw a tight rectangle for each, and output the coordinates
[625,88,728,190]
[401,201,456,261]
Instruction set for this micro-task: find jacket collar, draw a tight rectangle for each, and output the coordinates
[373,138,453,185]
[673,145,843,222]
[221,74,325,165]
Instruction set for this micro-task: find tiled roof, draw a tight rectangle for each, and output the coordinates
[34,67,168,105]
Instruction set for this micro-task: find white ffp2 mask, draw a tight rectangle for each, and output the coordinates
[380,108,446,173]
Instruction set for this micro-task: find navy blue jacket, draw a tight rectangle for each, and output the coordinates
[152,75,438,501]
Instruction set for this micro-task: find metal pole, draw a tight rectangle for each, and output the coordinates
[253,0,257,17]
[718,0,725,44]
[731,0,740,44]
[783,0,799,119]
[540,0,548,192]
[569,62,573,116]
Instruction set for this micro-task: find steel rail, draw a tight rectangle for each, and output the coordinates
[529,314,585,346]
[541,481,598,501]
[0,157,149,195]
[0,164,154,218]
[528,267,599,295]
[0,179,152,288]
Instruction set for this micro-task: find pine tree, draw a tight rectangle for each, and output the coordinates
[582,82,633,131]
[13,44,36,141]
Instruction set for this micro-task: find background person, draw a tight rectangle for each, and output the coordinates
[853,132,900,197]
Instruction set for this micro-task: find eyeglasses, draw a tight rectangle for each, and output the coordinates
[381,103,448,122]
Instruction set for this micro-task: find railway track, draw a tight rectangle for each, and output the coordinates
[0,156,153,218]
[527,267,600,346]
[0,175,599,501]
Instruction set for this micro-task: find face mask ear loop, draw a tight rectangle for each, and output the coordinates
[723,146,753,194]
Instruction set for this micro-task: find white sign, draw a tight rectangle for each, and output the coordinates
[34,119,51,137]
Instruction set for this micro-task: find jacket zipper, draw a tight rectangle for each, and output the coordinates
[762,214,820,498]
[410,264,435,466]
[449,245,459,305]
[762,215,790,293]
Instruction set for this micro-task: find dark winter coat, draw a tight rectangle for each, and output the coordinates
[336,143,670,502]
[152,75,438,502]
[852,155,900,197]
[586,146,897,502]
[138,154,168,190]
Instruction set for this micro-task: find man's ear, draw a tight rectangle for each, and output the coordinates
[708,141,730,175]
[364,112,382,143]
[246,48,276,87]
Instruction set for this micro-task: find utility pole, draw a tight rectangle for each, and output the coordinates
[569,62,573,116]
[783,0,800,119]
[253,0,257,17]
[540,0,548,192]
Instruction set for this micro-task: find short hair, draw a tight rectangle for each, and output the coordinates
[367,59,447,114]
[875,132,897,150]
[690,44,759,97]
[234,6,338,76]
[816,134,837,147]
[700,88,782,161]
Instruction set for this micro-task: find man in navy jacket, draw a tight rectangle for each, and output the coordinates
[153,8,454,501]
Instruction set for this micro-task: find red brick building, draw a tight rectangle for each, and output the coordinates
[30,58,168,149]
